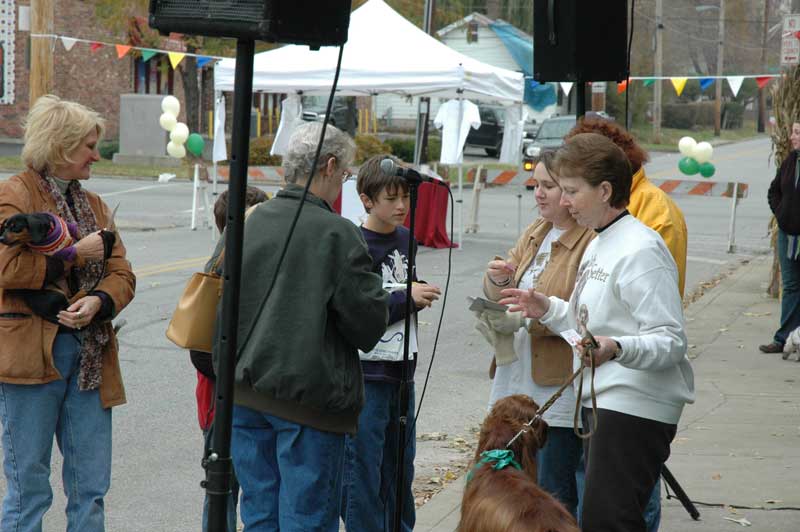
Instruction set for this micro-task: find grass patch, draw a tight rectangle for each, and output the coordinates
[0,156,193,179]
[632,120,768,152]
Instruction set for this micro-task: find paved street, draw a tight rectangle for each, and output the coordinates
[0,135,788,530]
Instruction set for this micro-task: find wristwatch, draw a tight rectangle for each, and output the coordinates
[611,340,622,360]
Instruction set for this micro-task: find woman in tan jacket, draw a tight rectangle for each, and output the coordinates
[483,149,593,518]
[0,96,135,532]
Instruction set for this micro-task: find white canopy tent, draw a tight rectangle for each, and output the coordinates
[213,0,524,103]
[213,0,525,247]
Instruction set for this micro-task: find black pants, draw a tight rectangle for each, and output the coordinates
[580,408,676,532]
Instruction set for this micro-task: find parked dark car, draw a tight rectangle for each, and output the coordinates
[466,105,505,157]
[301,96,358,137]
[523,115,577,158]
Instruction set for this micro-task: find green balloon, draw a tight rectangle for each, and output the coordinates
[186,133,205,157]
[678,156,699,175]
[699,162,715,178]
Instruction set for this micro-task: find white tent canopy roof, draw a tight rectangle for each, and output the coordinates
[213,0,523,103]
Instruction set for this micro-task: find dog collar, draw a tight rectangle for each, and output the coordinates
[466,449,522,483]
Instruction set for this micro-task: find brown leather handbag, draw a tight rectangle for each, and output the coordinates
[165,251,224,352]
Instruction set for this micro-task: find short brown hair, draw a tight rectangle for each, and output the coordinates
[357,154,409,211]
[564,116,649,173]
[555,133,632,209]
[213,186,269,232]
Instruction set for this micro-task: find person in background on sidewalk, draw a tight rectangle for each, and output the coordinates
[191,186,268,532]
[500,133,694,532]
[340,154,441,532]
[481,149,594,519]
[0,95,136,532]
[223,122,389,532]
[565,116,689,531]
[761,121,800,354]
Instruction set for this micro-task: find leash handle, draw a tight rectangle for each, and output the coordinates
[573,345,599,440]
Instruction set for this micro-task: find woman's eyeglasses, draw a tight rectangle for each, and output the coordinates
[341,169,354,183]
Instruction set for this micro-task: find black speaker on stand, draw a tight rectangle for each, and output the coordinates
[148,3,352,531]
[533,0,628,118]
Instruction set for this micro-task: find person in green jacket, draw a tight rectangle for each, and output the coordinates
[222,122,389,532]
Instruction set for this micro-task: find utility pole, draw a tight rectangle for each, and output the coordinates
[758,0,769,133]
[29,0,54,105]
[653,0,663,143]
[714,0,725,137]
[415,0,435,165]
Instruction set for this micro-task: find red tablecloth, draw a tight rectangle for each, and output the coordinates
[333,182,454,249]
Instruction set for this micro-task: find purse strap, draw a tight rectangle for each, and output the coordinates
[210,202,263,275]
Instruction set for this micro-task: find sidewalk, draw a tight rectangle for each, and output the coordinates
[416,255,800,531]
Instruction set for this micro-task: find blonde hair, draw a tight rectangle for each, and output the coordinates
[22,95,105,174]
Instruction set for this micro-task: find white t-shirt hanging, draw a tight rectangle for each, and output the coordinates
[489,227,579,428]
[271,95,303,156]
[433,99,481,165]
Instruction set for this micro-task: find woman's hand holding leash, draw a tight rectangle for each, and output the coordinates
[577,335,620,368]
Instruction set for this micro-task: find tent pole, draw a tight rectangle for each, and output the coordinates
[457,95,464,250]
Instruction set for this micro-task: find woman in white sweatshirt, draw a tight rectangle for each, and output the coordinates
[500,133,695,532]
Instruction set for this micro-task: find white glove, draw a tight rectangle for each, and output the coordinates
[485,310,526,335]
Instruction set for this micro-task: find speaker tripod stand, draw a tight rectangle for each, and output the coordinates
[662,465,700,520]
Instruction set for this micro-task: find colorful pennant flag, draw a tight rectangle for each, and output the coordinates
[642,79,655,87]
[670,77,688,96]
[168,52,185,69]
[196,56,213,68]
[726,76,745,97]
[755,76,773,89]
[699,78,714,92]
[617,80,628,94]
[141,49,158,62]
[559,82,574,95]
[89,42,103,53]
[115,45,131,59]
[60,37,77,52]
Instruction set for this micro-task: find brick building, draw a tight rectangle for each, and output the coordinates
[0,0,213,142]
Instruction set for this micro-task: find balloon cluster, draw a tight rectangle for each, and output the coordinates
[677,137,715,178]
[159,96,205,158]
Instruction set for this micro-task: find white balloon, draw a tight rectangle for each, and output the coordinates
[170,122,189,144]
[692,141,713,164]
[159,112,177,132]
[161,95,180,117]
[678,136,697,157]
[166,141,186,159]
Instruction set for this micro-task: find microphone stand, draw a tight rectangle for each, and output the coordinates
[392,174,421,532]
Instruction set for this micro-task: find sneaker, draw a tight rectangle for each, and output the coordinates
[758,342,784,354]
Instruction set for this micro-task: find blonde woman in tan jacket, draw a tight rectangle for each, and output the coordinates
[482,149,594,518]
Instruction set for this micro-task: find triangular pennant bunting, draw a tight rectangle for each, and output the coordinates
[168,52,185,69]
[642,79,655,87]
[115,45,132,59]
[617,80,628,94]
[670,77,688,96]
[196,56,213,68]
[141,49,158,62]
[559,82,574,95]
[699,78,714,92]
[755,76,773,89]
[726,76,745,97]
[61,37,77,52]
[89,42,103,53]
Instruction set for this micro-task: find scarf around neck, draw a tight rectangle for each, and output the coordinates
[37,172,109,391]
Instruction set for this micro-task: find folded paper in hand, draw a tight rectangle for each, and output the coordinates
[467,296,508,314]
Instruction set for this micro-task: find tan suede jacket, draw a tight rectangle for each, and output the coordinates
[483,218,594,386]
[0,170,136,408]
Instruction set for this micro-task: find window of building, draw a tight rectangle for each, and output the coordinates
[467,21,479,43]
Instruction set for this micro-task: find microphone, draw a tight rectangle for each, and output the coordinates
[380,159,448,187]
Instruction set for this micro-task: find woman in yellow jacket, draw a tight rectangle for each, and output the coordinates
[567,117,688,297]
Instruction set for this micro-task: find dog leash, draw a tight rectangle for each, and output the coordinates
[506,334,600,448]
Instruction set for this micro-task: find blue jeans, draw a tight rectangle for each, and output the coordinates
[202,422,239,532]
[537,426,584,518]
[775,228,800,345]
[231,405,345,532]
[342,381,416,532]
[644,477,662,532]
[0,333,112,532]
